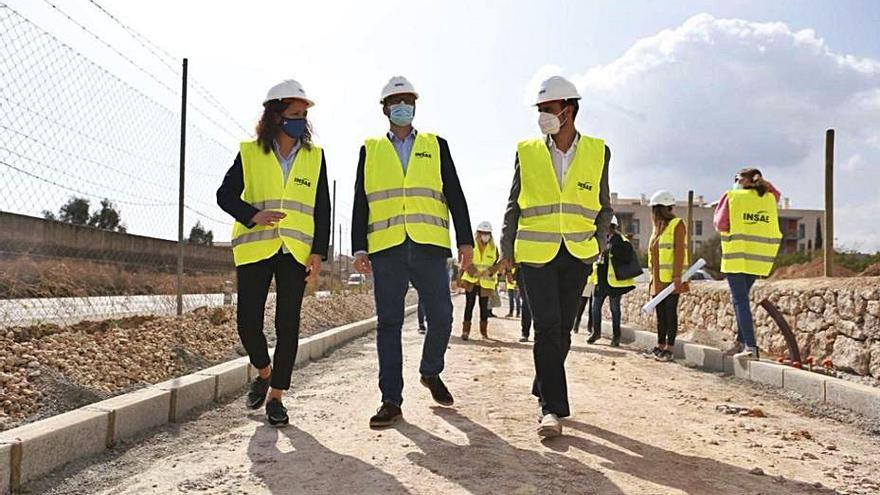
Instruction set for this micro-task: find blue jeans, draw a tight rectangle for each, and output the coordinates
[370,240,453,407]
[727,273,757,348]
[507,289,521,313]
[591,290,621,335]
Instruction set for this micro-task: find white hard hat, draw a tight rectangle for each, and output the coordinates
[534,76,581,106]
[610,215,619,226]
[476,221,493,232]
[263,79,315,107]
[380,76,419,103]
[649,190,676,207]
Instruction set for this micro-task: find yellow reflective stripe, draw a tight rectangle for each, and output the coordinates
[232,229,279,247]
[251,199,314,215]
[721,233,781,245]
[366,187,446,203]
[560,203,599,219]
[722,253,776,263]
[658,243,674,249]
[520,203,599,219]
[367,214,449,234]
[658,264,674,270]
[564,231,596,243]
[279,227,313,244]
[517,230,562,243]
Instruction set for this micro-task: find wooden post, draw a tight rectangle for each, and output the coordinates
[824,129,834,277]
[686,190,694,260]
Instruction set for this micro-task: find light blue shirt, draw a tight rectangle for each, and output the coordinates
[273,139,302,183]
[387,129,416,173]
[272,139,302,255]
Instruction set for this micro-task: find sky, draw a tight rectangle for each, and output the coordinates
[3,0,879,253]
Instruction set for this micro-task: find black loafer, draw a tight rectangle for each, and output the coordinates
[370,402,402,428]
[247,375,271,410]
[420,375,454,407]
[266,398,289,427]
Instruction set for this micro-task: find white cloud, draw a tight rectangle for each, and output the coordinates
[542,13,880,251]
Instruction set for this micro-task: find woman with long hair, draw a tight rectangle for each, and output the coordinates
[459,221,499,340]
[714,168,782,360]
[646,190,688,362]
[216,79,331,426]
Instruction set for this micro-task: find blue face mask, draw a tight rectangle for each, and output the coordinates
[388,103,415,126]
[280,117,307,139]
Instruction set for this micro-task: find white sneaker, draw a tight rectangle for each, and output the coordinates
[537,413,562,438]
[734,347,758,360]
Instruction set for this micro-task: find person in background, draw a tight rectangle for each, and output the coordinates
[417,298,426,335]
[517,266,534,343]
[216,79,330,426]
[571,280,593,335]
[459,222,499,340]
[646,190,688,363]
[587,215,636,347]
[351,76,473,428]
[505,266,521,318]
[714,168,782,360]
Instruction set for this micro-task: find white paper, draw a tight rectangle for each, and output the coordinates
[640,258,707,315]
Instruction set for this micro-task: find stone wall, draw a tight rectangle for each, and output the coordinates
[612,277,880,379]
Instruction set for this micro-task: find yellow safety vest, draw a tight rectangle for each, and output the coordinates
[649,217,688,283]
[589,234,636,289]
[461,240,498,289]
[230,140,322,267]
[514,135,605,264]
[721,189,781,276]
[364,133,450,254]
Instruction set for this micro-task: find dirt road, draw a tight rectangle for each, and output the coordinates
[34,296,880,494]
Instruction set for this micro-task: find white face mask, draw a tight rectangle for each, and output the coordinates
[538,109,566,135]
[480,234,491,243]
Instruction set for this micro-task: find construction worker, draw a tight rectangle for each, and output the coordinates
[587,215,637,347]
[460,222,499,340]
[647,190,688,363]
[216,79,331,426]
[501,76,612,438]
[505,266,521,318]
[714,168,782,360]
[351,76,473,428]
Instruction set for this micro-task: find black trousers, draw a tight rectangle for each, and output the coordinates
[573,295,593,332]
[463,285,489,322]
[655,293,680,346]
[521,247,590,418]
[518,270,533,337]
[236,251,307,390]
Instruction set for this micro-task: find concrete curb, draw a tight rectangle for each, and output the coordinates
[0,305,414,494]
[605,322,880,421]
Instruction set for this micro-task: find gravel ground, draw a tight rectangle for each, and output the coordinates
[0,292,392,431]
[27,295,880,495]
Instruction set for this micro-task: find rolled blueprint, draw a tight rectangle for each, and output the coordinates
[640,258,707,315]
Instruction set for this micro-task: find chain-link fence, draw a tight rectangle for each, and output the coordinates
[0,1,247,327]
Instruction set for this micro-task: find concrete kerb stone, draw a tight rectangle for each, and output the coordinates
[783,368,827,401]
[1,440,16,495]
[683,343,724,372]
[749,360,784,388]
[633,330,656,350]
[0,409,108,490]
[826,380,880,420]
[723,355,751,379]
[195,361,249,400]
[150,374,215,423]
[83,387,171,446]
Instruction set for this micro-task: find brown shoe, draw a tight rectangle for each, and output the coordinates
[461,321,471,341]
[480,320,488,338]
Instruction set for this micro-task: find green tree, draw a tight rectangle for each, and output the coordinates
[58,197,91,226]
[187,221,214,246]
[88,198,126,232]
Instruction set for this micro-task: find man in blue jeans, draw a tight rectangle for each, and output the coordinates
[351,76,473,428]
